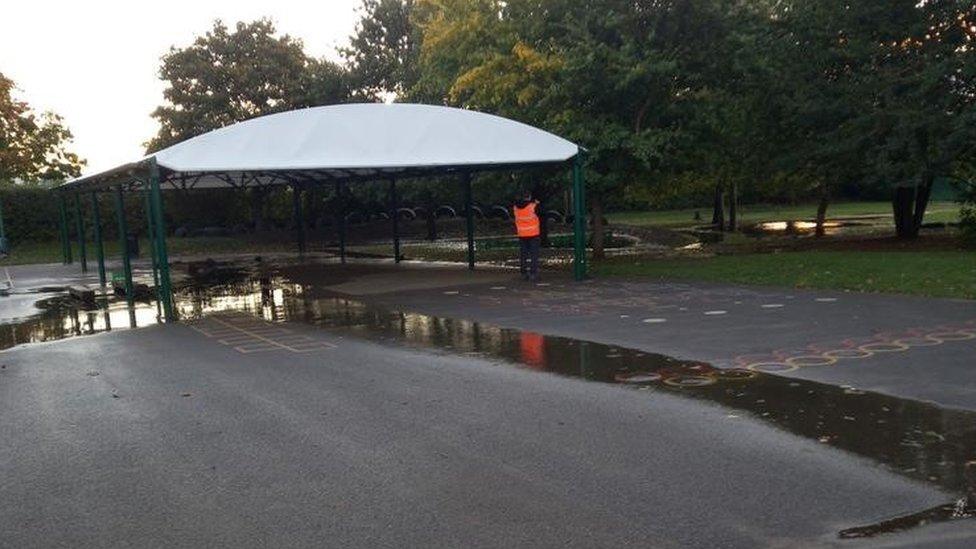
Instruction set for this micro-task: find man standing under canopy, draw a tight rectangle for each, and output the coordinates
[513,190,542,282]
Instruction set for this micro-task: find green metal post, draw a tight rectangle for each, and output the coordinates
[292,183,306,259]
[335,181,346,264]
[59,196,72,264]
[148,159,175,321]
[90,192,106,286]
[390,178,400,263]
[114,186,134,307]
[463,172,475,270]
[74,193,88,273]
[572,152,587,281]
[143,186,161,295]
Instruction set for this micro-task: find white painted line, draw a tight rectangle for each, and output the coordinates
[490,286,506,290]
[704,310,727,316]
[816,298,838,303]
[620,314,630,319]
[443,290,460,295]
[761,304,784,309]
[642,318,667,324]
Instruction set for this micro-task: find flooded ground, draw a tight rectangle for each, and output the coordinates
[2,258,975,538]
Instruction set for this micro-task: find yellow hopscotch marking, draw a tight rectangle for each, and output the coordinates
[191,316,336,354]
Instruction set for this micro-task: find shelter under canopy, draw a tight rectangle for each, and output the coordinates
[55,103,588,322]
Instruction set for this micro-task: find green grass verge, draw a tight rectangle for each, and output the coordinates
[593,251,976,299]
[609,201,960,227]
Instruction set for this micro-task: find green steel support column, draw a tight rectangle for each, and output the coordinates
[143,187,161,294]
[335,181,346,264]
[149,160,175,321]
[292,183,306,259]
[90,192,107,287]
[462,172,475,270]
[59,196,72,264]
[389,177,400,263]
[572,152,587,281]
[74,193,88,273]
[114,186,134,307]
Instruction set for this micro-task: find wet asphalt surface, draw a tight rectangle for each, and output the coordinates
[354,271,976,411]
[1,259,975,547]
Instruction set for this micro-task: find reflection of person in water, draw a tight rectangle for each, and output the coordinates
[519,331,546,369]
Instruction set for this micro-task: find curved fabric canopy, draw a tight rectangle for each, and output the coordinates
[61,103,580,191]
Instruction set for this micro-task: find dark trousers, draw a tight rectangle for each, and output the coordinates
[519,236,540,279]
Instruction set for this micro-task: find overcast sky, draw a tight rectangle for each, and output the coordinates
[1,0,362,174]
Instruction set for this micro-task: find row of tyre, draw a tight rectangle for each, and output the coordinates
[342,205,570,224]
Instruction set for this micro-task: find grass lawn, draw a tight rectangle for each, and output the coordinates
[609,201,960,227]
[594,250,976,299]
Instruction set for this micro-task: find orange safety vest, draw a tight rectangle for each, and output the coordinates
[513,202,541,238]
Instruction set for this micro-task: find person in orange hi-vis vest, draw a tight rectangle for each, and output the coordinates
[513,190,542,282]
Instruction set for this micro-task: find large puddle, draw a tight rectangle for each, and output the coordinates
[1,259,974,537]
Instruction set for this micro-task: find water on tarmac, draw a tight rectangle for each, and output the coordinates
[1,258,974,538]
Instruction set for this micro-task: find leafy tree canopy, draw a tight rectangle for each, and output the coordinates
[148,19,356,152]
[0,72,84,184]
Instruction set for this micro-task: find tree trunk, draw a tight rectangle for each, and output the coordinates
[711,180,725,229]
[910,173,935,237]
[727,180,738,232]
[591,193,606,260]
[815,184,830,238]
[893,186,915,238]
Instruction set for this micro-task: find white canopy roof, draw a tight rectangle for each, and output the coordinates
[62,103,580,191]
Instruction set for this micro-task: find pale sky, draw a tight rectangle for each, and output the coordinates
[1,0,363,174]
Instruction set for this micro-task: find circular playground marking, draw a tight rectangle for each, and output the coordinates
[859,342,910,353]
[614,372,662,384]
[824,348,874,360]
[704,310,728,316]
[928,331,975,342]
[761,304,785,309]
[663,375,717,388]
[786,355,838,368]
[893,336,943,347]
[746,362,799,374]
[715,369,758,381]
[642,318,667,324]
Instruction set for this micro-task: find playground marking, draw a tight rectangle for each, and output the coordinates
[642,318,667,324]
[816,298,838,303]
[190,314,336,355]
[761,304,785,309]
[704,310,728,316]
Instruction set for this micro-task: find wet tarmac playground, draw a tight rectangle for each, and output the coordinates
[1,258,975,545]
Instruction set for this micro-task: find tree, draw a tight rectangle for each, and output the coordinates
[344,0,421,99]
[148,19,355,229]
[860,0,976,238]
[0,72,84,184]
[414,0,743,256]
